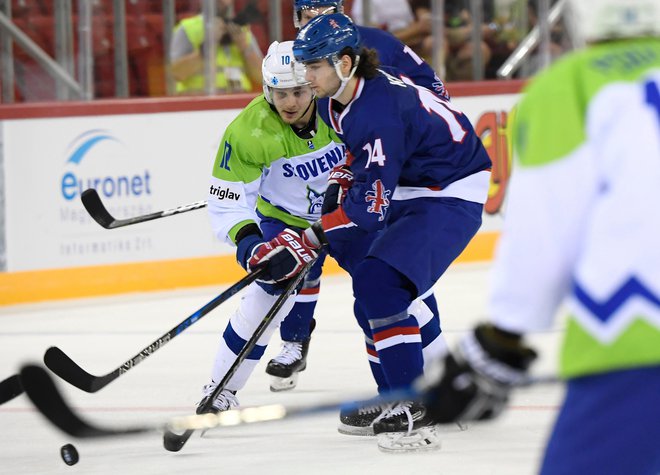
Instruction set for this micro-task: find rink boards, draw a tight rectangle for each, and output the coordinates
[0,81,524,304]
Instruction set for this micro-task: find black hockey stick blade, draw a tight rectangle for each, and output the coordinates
[163,260,316,452]
[44,268,265,393]
[20,364,149,438]
[43,347,110,393]
[0,374,23,405]
[81,188,207,229]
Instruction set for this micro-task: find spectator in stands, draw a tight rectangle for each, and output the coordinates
[349,0,441,62]
[525,0,570,73]
[169,0,263,94]
[409,0,492,81]
[350,0,415,34]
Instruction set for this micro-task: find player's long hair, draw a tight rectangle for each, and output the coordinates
[340,47,379,79]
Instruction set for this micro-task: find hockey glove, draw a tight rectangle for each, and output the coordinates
[423,323,537,423]
[322,164,354,215]
[247,228,320,283]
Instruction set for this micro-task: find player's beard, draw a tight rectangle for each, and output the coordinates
[313,77,341,99]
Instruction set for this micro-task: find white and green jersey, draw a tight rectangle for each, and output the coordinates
[208,95,345,244]
[490,38,660,378]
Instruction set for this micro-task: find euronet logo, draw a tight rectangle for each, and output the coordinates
[61,129,152,201]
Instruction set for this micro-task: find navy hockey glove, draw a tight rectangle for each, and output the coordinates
[234,224,264,270]
[424,323,537,423]
[322,164,354,215]
[247,228,320,283]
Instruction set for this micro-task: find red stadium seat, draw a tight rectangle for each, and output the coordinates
[249,22,269,54]
[11,0,47,17]
[17,16,54,57]
[126,16,154,54]
[143,13,165,54]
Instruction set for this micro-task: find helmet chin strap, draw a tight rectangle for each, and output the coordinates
[300,93,316,120]
[330,54,359,100]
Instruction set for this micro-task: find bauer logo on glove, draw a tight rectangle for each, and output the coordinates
[323,164,354,215]
[247,228,320,283]
[281,233,315,263]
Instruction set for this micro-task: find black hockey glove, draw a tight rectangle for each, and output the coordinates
[423,323,537,423]
[322,164,354,215]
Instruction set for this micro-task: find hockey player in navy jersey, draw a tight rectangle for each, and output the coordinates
[267,1,449,429]
[249,13,491,451]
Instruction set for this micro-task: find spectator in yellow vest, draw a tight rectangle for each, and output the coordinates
[170,0,263,94]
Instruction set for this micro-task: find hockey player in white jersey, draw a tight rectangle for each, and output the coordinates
[194,40,344,414]
[425,1,660,472]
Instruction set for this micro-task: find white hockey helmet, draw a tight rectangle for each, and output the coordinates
[567,0,660,45]
[262,41,310,104]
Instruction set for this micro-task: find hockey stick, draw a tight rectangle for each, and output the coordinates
[0,374,23,405]
[43,268,266,393]
[19,362,383,438]
[19,363,560,440]
[81,188,207,229]
[163,259,316,452]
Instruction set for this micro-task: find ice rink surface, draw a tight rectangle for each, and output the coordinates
[0,264,564,475]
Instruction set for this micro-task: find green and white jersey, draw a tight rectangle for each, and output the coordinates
[489,38,660,378]
[208,95,345,244]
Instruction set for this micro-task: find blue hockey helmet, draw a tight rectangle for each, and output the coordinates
[293,0,344,29]
[293,14,362,99]
[293,13,361,65]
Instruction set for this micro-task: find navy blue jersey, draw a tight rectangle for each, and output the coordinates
[318,70,491,234]
[357,25,448,99]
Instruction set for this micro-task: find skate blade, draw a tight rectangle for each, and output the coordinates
[337,423,375,437]
[376,426,441,453]
[456,420,469,431]
[269,373,299,392]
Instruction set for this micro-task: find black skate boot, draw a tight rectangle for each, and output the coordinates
[338,402,390,436]
[265,338,311,391]
[373,401,441,452]
[266,320,315,392]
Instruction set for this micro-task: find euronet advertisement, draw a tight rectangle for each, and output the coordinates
[2,110,235,271]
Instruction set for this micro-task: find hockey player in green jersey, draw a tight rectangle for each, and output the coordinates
[425,0,660,473]
[195,40,344,413]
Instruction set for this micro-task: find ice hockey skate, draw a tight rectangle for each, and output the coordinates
[337,402,390,436]
[265,338,311,391]
[373,401,441,453]
[266,321,315,392]
[194,384,239,437]
[196,384,239,415]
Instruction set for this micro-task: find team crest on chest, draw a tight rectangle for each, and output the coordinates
[307,186,324,214]
[307,140,315,150]
[365,179,390,221]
